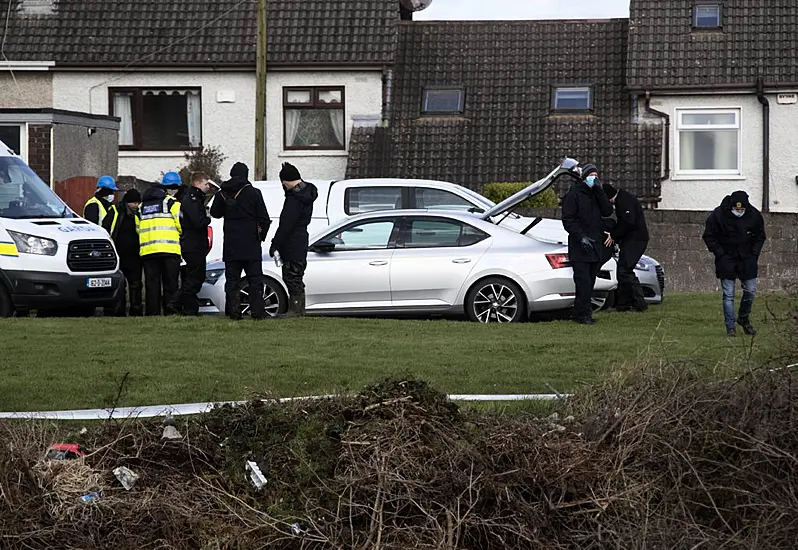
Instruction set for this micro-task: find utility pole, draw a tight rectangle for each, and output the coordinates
[255,0,267,179]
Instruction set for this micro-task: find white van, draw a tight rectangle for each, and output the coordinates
[0,141,123,317]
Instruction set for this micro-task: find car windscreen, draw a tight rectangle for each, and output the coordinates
[0,156,73,219]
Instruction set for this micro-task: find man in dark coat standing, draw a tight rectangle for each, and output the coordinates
[173,172,211,316]
[602,183,650,312]
[269,162,318,317]
[561,164,614,324]
[702,190,766,337]
[102,188,142,316]
[210,162,271,320]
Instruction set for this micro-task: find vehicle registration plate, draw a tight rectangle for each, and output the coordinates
[86,277,112,289]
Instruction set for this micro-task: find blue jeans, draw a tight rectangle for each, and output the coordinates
[721,278,757,329]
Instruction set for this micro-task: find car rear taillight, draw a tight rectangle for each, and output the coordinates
[207,226,213,254]
[546,253,570,269]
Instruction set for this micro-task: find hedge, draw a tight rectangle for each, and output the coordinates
[480,182,559,209]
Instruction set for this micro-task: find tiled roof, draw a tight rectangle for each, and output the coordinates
[0,0,398,66]
[347,20,664,204]
[628,0,798,89]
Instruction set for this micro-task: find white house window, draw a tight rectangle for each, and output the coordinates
[0,124,26,161]
[552,87,593,111]
[283,86,345,150]
[694,4,722,28]
[110,88,202,150]
[676,109,740,176]
[422,88,465,115]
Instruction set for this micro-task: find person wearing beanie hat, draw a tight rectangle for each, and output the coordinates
[601,183,650,313]
[702,190,766,337]
[101,187,144,316]
[269,162,318,317]
[210,161,272,320]
[561,163,614,324]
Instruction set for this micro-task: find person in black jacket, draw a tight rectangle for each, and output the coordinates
[210,162,271,320]
[172,172,211,316]
[269,163,318,317]
[561,164,614,325]
[101,188,142,316]
[702,190,766,337]
[602,184,650,312]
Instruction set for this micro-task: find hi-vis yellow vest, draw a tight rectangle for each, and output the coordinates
[139,198,182,257]
[83,196,109,224]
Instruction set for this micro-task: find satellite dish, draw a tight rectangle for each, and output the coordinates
[400,0,433,12]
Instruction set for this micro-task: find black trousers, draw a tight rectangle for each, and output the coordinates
[176,254,206,316]
[142,253,181,316]
[616,240,648,310]
[108,256,142,317]
[572,261,600,319]
[224,260,264,319]
[282,260,307,298]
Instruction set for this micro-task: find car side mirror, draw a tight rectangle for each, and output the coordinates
[309,240,336,253]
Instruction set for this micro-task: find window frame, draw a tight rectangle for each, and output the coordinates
[551,86,594,113]
[314,217,401,252]
[674,107,742,178]
[282,86,346,151]
[693,3,722,29]
[108,86,202,152]
[410,188,479,212]
[0,123,28,162]
[397,216,490,249]
[421,86,466,116]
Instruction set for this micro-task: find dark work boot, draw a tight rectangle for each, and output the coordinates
[737,317,756,336]
[726,327,737,337]
[227,292,242,321]
[297,292,306,317]
[280,295,301,318]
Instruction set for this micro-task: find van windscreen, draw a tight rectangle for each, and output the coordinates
[0,156,73,219]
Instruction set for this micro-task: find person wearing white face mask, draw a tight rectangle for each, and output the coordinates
[561,164,615,325]
[83,175,118,225]
[702,190,766,337]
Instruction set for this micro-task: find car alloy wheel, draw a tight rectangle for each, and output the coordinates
[239,279,285,317]
[467,278,525,323]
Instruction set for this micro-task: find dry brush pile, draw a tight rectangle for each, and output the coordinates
[1,363,797,550]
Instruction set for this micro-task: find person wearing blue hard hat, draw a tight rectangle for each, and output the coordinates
[138,171,183,315]
[83,175,118,225]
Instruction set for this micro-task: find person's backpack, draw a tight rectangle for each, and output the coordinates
[223,184,250,209]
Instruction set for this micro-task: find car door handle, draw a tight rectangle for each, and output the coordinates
[369,260,388,266]
[452,258,472,264]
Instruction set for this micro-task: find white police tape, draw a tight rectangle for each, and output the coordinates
[0,394,568,421]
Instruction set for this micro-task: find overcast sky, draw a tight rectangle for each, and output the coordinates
[414,0,630,20]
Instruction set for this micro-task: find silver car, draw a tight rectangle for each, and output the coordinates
[199,159,619,322]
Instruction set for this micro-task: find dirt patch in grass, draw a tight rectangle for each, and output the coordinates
[1,366,797,549]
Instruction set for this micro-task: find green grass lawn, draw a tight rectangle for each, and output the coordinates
[0,293,790,412]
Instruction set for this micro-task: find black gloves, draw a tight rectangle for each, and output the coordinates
[268,244,275,257]
[580,236,597,254]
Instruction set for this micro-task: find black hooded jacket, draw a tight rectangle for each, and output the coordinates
[562,180,614,263]
[210,176,271,262]
[179,186,211,258]
[271,181,319,262]
[609,189,649,243]
[101,200,139,260]
[702,191,766,280]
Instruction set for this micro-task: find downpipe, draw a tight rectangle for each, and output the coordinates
[644,91,671,182]
[756,77,771,213]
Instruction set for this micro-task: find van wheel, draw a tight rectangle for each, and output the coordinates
[0,285,12,318]
[465,277,526,323]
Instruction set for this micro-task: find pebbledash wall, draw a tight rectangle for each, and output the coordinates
[52,69,383,183]
[521,208,798,293]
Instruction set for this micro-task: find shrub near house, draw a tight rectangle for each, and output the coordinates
[481,183,559,208]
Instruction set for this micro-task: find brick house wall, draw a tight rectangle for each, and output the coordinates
[520,208,798,293]
[27,124,52,184]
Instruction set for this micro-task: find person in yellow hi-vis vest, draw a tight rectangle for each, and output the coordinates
[83,175,117,225]
[139,171,182,316]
